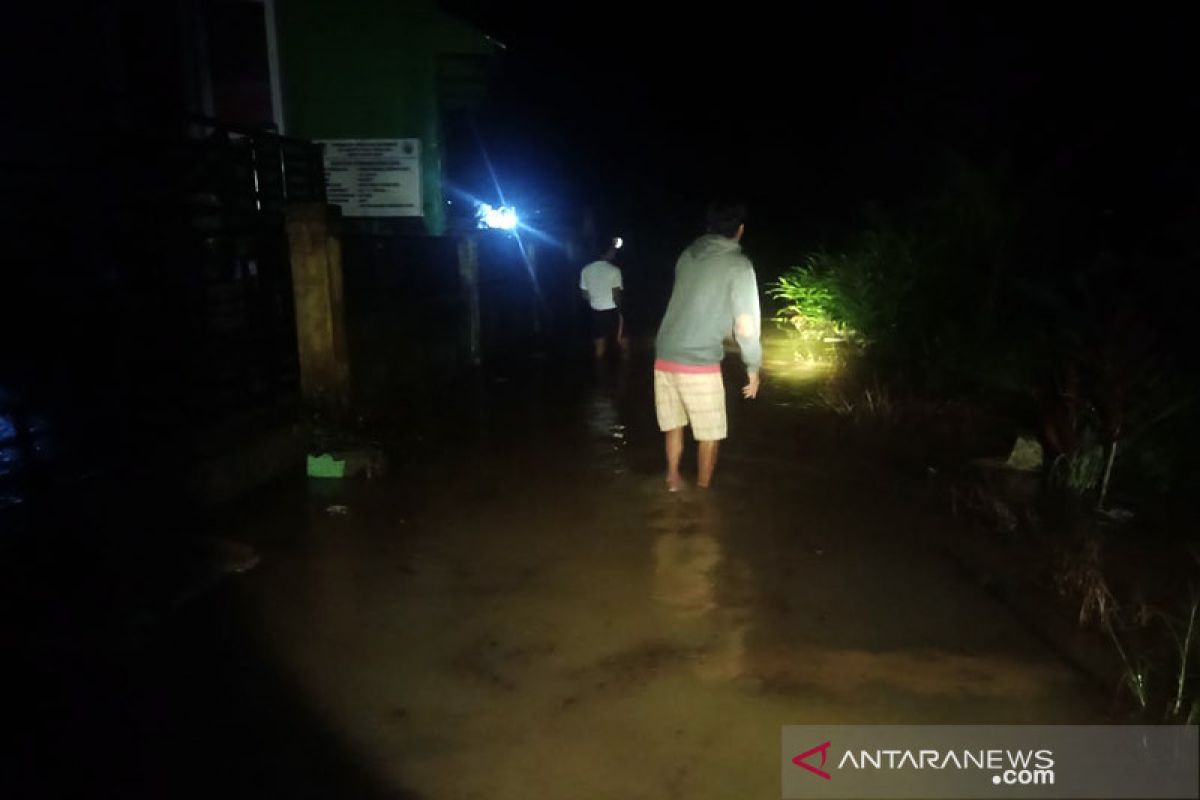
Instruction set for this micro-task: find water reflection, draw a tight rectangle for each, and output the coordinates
[583,360,633,472]
[650,494,750,684]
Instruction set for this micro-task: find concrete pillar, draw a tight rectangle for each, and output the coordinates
[285,202,350,406]
[457,235,481,366]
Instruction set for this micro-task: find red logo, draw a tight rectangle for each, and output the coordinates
[792,741,832,780]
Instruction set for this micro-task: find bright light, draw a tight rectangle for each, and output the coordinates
[613,237,623,249]
[477,203,519,230]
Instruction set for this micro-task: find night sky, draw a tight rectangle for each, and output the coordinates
[442,3,1198,280]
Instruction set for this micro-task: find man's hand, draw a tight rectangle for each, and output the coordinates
[743,371,760,399]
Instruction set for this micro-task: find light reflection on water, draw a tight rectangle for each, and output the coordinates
[0,386,57,509]
[0,393,27,517]
[759,332,839,389]
[0,388,22,486]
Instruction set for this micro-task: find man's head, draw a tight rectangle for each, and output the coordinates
[602,236,621,262]
[706,200,747,241]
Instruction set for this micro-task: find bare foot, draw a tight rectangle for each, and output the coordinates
[666,473,685,492]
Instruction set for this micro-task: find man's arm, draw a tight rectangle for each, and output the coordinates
[732,262,762,398]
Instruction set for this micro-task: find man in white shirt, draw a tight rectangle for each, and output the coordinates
[579,241,626,358]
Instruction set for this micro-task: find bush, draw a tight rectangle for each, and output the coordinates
[769,229,928,377]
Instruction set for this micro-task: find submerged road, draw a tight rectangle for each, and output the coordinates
[11,336,1105,799]
[231,337,1103,798]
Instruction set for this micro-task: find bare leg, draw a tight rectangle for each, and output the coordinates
[664,427,684,491]
[697,440,720,488]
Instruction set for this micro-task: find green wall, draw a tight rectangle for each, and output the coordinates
[276,0,492,234]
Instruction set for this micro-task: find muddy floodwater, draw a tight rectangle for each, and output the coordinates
[232,337,1103,798]
[10,336,1105,799]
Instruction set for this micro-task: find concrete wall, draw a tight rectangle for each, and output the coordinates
[275,0,493,234]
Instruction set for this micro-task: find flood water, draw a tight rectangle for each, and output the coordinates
[9,335,1106,798]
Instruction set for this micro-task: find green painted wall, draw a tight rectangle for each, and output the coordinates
[276,0,491,234]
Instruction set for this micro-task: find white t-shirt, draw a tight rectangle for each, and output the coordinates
[579,260,623,311]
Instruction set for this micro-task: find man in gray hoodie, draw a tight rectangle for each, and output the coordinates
[654,201,762,491]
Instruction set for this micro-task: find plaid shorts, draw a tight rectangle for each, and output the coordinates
[654,368,727,441]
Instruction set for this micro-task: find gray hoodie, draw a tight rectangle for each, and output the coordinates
[654,234,762,372]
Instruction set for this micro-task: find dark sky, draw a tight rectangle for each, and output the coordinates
[441,3,1198,274]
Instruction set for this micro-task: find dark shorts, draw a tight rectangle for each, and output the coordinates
[590,308,620,339]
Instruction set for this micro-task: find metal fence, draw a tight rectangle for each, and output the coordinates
[0,118,324,538]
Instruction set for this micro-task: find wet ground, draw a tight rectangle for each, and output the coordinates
[9,336,1107,798]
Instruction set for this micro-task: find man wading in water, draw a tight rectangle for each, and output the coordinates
[653,200,762,491]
